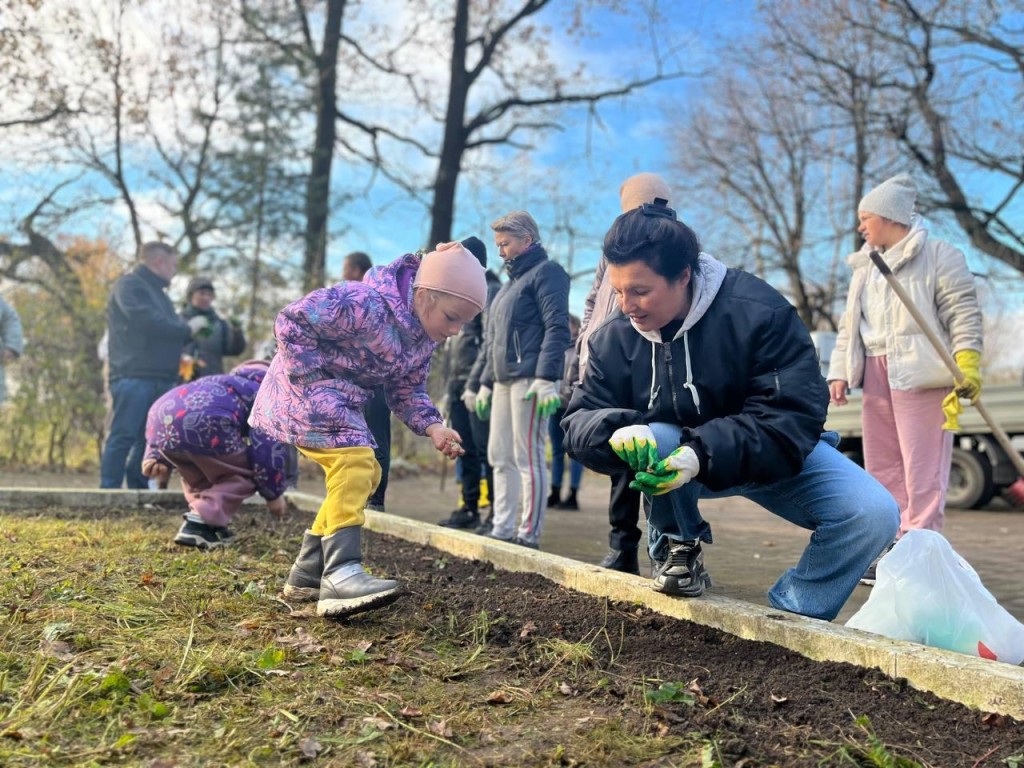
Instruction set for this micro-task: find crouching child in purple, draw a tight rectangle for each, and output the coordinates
[249,242,487,619]
[142,359,293,549]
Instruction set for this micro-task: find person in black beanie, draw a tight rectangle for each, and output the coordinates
[180,277,246,380]
[438,236,502,530]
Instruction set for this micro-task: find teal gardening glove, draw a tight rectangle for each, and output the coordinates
[608,425,660,473]
[630,445,700,496]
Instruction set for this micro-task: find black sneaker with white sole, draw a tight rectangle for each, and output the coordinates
[174,519,236,550]
[651,540,712,597]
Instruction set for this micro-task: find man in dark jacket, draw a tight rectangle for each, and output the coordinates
[562,202,899,621]
[438,236,501,530]
[101,241,199,489]
[179,277,246,380]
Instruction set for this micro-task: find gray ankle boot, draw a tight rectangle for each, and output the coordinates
[317,526,402,618]
[282,531,323,602]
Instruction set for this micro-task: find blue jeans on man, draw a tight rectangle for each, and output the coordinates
[100,377,176,489]
[645,423,898,621]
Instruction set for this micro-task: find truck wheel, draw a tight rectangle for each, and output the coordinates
[947,448,995,510]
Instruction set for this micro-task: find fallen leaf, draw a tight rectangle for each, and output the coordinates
[298,736,321,758]
[428,719,453,738]
[354,750,377,767]
[770,694,788,705]
[520,620,538,639]
[399,706,422,719]
[486,690,513,704]
[40,639,73,661]
[360,716,394,731]
[276,627,325,654]
[558,682,575,696]
[981,712,1007,727]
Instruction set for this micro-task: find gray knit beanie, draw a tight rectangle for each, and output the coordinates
[859,173,916,225]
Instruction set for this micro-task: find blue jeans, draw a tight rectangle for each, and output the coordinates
[646,423,899,621]
[549,407,583,490]
[100,377,176,489]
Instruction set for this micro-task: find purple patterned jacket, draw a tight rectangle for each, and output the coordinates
[249,253,442,449]
[144,362,291,500]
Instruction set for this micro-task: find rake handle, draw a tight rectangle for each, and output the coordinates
[868,251,1024,478]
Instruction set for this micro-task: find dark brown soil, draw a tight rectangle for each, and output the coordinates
[366,530,1024,767]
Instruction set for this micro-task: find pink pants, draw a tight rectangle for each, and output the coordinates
[164,449,257,528]
[861,356,952,534]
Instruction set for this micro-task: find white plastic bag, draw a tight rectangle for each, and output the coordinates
[846,529,1024,665]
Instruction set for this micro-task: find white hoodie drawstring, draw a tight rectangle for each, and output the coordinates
[683,331,701,414]
[648,341,659,409]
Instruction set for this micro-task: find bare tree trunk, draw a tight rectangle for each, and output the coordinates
[428,0,471,249]
[303,0,345,291]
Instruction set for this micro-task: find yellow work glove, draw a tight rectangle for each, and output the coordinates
[941,390,963,432]
[953,349,982,401]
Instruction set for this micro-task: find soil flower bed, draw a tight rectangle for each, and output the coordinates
[1,503,1023,767]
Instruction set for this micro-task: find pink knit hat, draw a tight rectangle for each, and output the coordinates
[619,172,672,213]
[413,241,488,311]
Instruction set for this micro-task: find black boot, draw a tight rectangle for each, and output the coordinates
[557,489,579,510]
[546,486,562,507]
[282,531,323,602]
[474,509,493,536]
[598,547,640,575]
[439,506,480,529]
[317,527,402,618]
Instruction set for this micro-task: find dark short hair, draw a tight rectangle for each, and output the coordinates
[602,206,701,282]
[344,251,372,274]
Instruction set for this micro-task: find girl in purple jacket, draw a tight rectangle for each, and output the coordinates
[142,359,293,549]
[250,242,487,619]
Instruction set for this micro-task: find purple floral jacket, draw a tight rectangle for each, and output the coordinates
[249,253,442,449]
[144,363,290,500]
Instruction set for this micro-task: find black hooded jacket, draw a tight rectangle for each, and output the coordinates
[561,254,828,491]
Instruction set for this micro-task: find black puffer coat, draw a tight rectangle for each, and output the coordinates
[561,254,828,491]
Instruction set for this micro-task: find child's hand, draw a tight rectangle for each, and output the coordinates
[142,459,170,488]
[266,496,288,519]
[426,423,465,459]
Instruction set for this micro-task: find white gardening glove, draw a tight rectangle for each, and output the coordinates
[475,385,492,420]
[461,388,477,412]
[187,315,210,337]
[524,379,560,418]
[630,445,700,496]
[608,425,659,472]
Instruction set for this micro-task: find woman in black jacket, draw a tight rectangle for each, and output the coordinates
[561,201,898,621]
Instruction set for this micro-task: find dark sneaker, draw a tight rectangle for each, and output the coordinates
[174,519,236,550]
[474,511,493,536]
[859,540,896,586]
[513,536,539,550]
[364,502,385,513]
[651,541,711,597]
[599,548,640,575]
[556,496,580,510]
[439,507,480,529]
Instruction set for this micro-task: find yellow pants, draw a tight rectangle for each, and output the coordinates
[299,446,381,536]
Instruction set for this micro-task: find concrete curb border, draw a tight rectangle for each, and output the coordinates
[3,487,1022,719]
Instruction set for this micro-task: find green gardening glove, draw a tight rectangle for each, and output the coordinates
[524,379,561,418]
[475,385,492,421]
[608,425,660,472]
[630,445,700,496]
